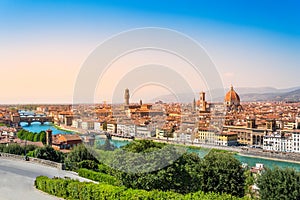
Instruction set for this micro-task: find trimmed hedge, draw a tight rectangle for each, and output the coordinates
[77,168,121,186]
[34,176,74,197]
[35,176,250,200]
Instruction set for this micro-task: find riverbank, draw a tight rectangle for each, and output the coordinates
[54,124,81,134]
[53,124,73,133]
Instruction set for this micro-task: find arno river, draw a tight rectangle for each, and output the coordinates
[22,123,300,170]
[21,122,71,134]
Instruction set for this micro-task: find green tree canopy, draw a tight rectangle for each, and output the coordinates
[122,139,166,153]
[33,133,40,142]
[34,145,65,163]
[66,144,97,163]
[17,129,27,139]
[199,151,246,197]
[109,140,202,194]
[257,167,300,200]
[26,132,34,141]
[17,129,46,144]
[39,131,46,144]
[65,144,98,170]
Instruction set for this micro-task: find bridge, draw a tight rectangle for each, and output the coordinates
[11,113,54,126]
[19,115,54,126]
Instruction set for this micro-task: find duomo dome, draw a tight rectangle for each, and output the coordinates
[225,85,240,106]
[224,85,242,112]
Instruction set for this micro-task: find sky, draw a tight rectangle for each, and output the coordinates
[0,0,300,104]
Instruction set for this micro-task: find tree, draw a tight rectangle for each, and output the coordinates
[39,131,46,144]
[34,145,65,163]
[66,144,96,163]
[122,140,166,153]
[33,133,40,142]
[17,129,26,139]
[257,167,300,200]
[111,140,203,194]
[244,170,255,198]
[17,130,46,144]
[26,132,34,141]
[65,144,98,170]
[199,151,246,197]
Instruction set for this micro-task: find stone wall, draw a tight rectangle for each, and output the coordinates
[0,152,64,169]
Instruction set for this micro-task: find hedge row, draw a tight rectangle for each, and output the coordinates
[35,176,249,200]
[77,168,121,186]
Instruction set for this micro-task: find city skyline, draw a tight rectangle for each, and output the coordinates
[1,1,300,104]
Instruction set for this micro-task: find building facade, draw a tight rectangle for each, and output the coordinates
[196,128,238,146]
[81,121,95,130]
[117,123,136,136]
[136,125,155,138]
[292,131,300,153]
[263,133,293,152]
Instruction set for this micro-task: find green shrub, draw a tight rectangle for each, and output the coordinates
[66,181,87,199]
[77,160,98,170]
[0,143,37,155]
[35,176,73,199]
[77,168,121,186]
[98,163,112,174]
[35,176,249,200]
[185,191,245,200]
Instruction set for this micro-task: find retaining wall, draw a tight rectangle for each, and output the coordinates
[0,152,64,169]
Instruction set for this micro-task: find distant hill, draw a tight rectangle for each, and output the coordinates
[151,87,300,103]
[234,86,300,94]
[240,88,300,102]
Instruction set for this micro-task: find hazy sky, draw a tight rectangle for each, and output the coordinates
[0,0,300,103]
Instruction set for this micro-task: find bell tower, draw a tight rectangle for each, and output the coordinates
[46,129,52,146]
[124,88,130,106]
[199,92,207,112]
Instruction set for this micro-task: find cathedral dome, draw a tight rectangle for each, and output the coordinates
[224,85,240,105]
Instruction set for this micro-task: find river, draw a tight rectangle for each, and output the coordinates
[20,122,71,134]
